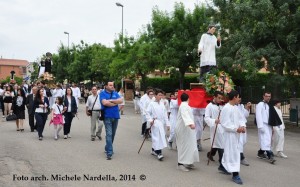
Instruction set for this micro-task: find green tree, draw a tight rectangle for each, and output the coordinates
[213,0,300,76]
[150,3,212,89]
[52,44,70,83]
[109,34,136,85]
[211,0,300,98]
[126,28,158,91]
[89,43,113,84]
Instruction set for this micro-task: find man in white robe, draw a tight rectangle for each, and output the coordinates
[272,100,287,158]
[198,24,221,82]
[146,89,169,161]
[168,91,179,149]
[256,92,276,164]
[192,107,205,151]
[175,93,199,172]
[161,91,170,134]
[220,90,246,185]
[237,98,251,166]
[71,83,81,106]
[49,84,63,107]
[204,91,229,174]
[140,88,154,137]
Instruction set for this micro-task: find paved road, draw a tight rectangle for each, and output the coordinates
[0,102,300,187]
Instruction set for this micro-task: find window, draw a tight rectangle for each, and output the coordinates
[22,67,26,74]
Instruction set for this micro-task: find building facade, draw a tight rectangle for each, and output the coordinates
[0,58,29,80]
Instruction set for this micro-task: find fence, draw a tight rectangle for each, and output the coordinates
[248,99,290,115]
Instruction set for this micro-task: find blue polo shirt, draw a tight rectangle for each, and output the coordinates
[100,90,121,119]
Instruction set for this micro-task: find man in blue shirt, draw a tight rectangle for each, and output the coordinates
[100,81,123,160]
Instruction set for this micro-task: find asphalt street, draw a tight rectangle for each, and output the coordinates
[0,101,300,187]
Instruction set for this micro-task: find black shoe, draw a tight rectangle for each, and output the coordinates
[269,157,276,164]
[232,175,243,185]
[107,156,112,160]
[207,152,215,161]
[218,166,231,175]
[31,129,34,132]
[257,153,267,159]
[39,137,43,141]
[96,135,102,140]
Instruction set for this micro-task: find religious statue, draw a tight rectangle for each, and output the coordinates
[38,52,52,77]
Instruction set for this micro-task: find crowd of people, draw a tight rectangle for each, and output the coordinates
[136,87,288,185]
[0,80,288,185]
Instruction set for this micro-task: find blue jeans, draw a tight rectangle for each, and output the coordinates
[104,118,119,157]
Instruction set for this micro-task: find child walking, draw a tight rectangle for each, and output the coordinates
[50,97,64,140]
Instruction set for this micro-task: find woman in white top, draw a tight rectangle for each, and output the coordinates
[50,97,64,140]
[3,85,14,118]
[62,88,78,139]
[34,88,49,140]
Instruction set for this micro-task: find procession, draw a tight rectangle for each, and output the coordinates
[1,1,300,187]
[1,23,297,187]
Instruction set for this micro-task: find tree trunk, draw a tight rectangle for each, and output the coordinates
[140,74,147,92]
[179,71,185,89]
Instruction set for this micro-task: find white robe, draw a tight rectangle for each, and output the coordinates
[272,107,285,152]
[175,102,199,164]
[198,33,221,67]
[192,108,205,140]
[38,66,45,77]
[237,104,250,153]
[256,101,272,150]
[140,94,154,124]
[168,99,178,143]
[146,101,169,150]
[204,103,224,148]
[50,88,65,108]
[220,103,246,173]
[71,87,81,106]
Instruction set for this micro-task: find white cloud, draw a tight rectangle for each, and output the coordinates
[0,0,205,62]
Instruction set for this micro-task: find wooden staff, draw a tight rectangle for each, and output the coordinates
[138,119,155,154]
[207,108,221,165]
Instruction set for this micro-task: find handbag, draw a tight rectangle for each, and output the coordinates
[99,109,105,121]
[6,113,17,121]
[88,95,98,116]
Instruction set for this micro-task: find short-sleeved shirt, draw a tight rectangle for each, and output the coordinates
[100,90,120,119]
[52,104,64,115]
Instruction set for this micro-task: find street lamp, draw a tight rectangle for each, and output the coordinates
[116,2,124,47]
[64,31,69,50]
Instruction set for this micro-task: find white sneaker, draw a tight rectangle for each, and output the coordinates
[54,136,58,140]
[64,135,68,139]
[278,152,288,158]
[178,165,189,172]
[157,154,164,161]
[241,159,250,166]
[67,134,71,138]
[151,150,157,156]
[184,164,195,169]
